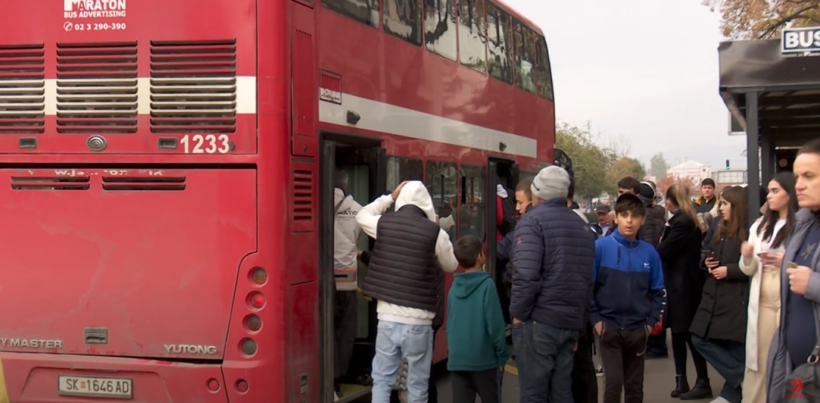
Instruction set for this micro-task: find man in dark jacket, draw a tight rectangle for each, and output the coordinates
[638,181,669,358]
[510,166,595,403]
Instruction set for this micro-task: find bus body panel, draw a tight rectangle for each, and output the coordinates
[0,168,256,360]
[0,0,257,154]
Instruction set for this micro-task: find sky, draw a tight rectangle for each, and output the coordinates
[504,0,749,171]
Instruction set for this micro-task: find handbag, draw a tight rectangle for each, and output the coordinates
[785,336,820,401]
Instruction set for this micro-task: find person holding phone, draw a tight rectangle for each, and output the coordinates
[689,186,750,403]
[738,173,797,403]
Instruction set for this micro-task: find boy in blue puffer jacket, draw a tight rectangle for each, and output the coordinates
[590,193,665,403]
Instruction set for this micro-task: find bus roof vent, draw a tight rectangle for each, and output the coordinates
[149,39,237,134]
[10,175,90,191]
[55,41,139,134]
[102,175,186,191]
[0,44,45,134]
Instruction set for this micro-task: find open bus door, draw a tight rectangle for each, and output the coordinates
[319,133,385,403]
[486,157,519,330]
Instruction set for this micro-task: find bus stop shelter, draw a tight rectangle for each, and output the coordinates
[718,34,820,220]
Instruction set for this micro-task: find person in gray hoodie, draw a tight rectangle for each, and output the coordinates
[332,170,363,400]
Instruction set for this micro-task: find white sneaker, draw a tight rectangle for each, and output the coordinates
[710,397,730,403]
[334,391,341,402]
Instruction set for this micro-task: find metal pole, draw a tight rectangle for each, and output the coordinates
[746,92,760,222]
[761,130,773,187]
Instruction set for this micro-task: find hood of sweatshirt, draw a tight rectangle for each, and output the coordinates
[395,181,436,222]
[334,188,356,211]
[451,271,492,299]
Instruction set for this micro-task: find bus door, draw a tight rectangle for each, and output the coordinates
[486,158,518,330]
[486,158,519,279]
[319,134,385,403]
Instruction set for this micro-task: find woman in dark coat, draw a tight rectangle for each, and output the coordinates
[689,186,750,403]
[658,184,711,398]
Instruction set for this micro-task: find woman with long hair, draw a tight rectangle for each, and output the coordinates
[689,186,750,403]
[657,184,712,398]
[739,173,797,403]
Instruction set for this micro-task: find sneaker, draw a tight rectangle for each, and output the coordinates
[710,397,730,403]
[334,391,341,402]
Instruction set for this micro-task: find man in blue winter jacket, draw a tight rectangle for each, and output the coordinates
[590,193,665,403]
[510,166,595,403]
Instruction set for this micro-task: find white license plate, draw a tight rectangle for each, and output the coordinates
[58,375,133,399]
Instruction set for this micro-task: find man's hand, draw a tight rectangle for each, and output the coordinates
[788,265,813,295]
[710,266,728,280]
[512,318,523,325]
[391,181,408,200]
[594,321,603,336]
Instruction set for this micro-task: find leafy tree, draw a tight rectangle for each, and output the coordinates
[702,0,820,39]
[649,153,670,180]
[606,157,647,194]
[555,122,611,200]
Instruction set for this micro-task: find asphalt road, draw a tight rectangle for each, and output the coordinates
[434,344,726,402]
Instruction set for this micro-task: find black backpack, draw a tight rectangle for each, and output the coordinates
[498,190,518,236]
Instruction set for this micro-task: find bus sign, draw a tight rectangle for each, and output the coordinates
[782,26,820,56]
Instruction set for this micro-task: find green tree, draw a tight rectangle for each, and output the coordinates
[606,157,647,195]
[649,152,670,180]
[702,0,820,39]
[555,122,611,200]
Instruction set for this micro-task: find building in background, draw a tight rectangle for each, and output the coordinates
[666,160,712,186]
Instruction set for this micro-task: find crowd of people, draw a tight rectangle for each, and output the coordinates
[329,137,820,403]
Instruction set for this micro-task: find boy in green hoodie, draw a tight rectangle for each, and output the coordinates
[446,235,510,403]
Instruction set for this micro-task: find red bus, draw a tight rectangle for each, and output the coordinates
[0,0,553,402]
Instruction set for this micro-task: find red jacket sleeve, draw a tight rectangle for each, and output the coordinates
[496,196,504,240]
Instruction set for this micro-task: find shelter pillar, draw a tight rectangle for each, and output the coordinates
[760,131,774,187]
[745,92,760,220]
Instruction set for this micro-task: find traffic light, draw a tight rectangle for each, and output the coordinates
[726,159,730,171]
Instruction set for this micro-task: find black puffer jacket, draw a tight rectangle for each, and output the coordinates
[689,234,749,343]
[640,205,666,247]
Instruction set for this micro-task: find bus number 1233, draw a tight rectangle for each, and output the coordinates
[180,134,231,154]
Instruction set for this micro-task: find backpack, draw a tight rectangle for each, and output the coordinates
[498,190,518,236]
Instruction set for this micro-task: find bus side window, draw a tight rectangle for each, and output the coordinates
[535,35,554,101]
[459,165,486,241]
[485,1,512,84]
[514,20,536,94]
[424,0,457,61]
[457,0,487,73]
[321,0,380,28]
[383,0,422,46]
[425,161,458,242]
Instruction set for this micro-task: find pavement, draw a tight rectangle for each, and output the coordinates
[433,340,727,402]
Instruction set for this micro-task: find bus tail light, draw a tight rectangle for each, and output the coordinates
[245,314,262,331]
[235,379,249,393]
[248,292,265,309]
[250,268,267,285]
[207,378,220,391]
[240,338,257,356]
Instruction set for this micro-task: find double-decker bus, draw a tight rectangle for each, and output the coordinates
[0,0,553,402]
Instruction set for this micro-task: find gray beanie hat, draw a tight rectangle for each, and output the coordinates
[531,165,570,200]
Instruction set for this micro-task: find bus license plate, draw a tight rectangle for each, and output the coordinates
[58,375,133,399]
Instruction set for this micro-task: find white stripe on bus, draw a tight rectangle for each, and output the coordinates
[318,91,538,158]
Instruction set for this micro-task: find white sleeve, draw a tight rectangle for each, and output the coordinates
[739,220,760,276]
[435,229,458,273]
[355,195,394,239]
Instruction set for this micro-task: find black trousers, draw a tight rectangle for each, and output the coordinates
[451,369,500,403]
[599,326,648,403]
[571,324,599,403]
[333,289,357,381]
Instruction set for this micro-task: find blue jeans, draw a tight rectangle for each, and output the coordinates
[512,321,579,403]
[371,320,434,403]
[692,335,744,403]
